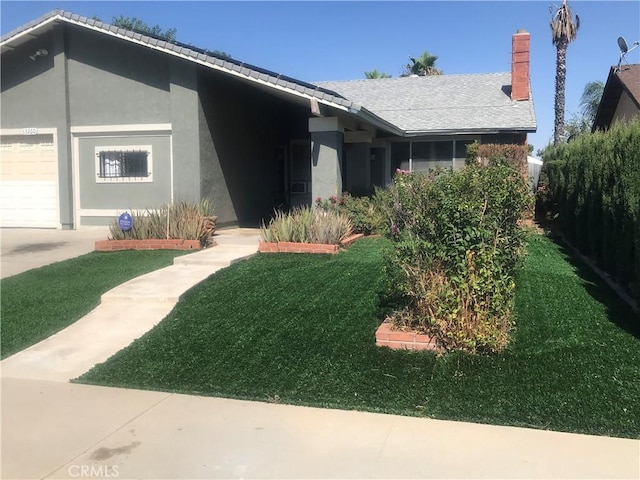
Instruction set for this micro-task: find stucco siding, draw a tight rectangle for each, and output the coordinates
[198,75,237,225]
[198,69,310,225]
[169,60,201,203]
[0,32,65,128]
[77,135,172,210]
[66,26,171,126]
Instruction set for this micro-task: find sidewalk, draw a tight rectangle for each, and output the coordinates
[2,377,638,480]
[2,228,639,479]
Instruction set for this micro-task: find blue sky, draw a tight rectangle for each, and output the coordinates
[2,1,639,152]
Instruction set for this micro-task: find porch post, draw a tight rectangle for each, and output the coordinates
[344,131,373,196]
[309,117,344,202]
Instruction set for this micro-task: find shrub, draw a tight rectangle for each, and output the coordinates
[108,200,216,246]
[260,206,353,245]
[540,119,640,299]
[380,163,533,353]
[315,192,386,235]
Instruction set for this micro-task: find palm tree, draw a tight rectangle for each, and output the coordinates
[364,69,392,79]
[550,0,580,145]
[579,80,604,123]
[402,51,443,76]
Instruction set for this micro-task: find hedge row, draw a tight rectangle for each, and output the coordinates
[539,119,640,299]
[466,142,529,179]
[380,162,533,353]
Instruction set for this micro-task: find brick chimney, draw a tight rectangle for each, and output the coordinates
[511,29,530,101]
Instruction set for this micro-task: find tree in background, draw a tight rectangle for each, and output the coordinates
[579,80,604,124]
[564,81,605,140]
[402,51,443,76]
[111,15,177,42]
[564,113,591,141]
[364,69,392,79]
[550,0,580,145]
[93,15,231,58]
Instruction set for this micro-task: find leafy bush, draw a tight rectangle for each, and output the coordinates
[108,200,216,246]
[540,119,640,299]
[380,163,533,353]
[260,206,353,245]
[315,192,386,235]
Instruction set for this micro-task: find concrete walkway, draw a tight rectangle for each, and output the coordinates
[2,228,639,479]
[1,228,259,382]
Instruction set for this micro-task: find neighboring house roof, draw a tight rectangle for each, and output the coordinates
[1,9,536,137]
[592,64,640,131]
[316,73,536,135]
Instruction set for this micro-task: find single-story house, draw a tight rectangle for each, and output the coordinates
[0,11,536,229]
[592,64,640,132]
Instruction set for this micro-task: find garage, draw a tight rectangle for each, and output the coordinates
[0,132,59,228]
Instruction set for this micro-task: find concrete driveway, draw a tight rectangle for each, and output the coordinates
[0,228,110,279]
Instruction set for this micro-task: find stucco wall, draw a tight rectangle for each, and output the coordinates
[198,70,310,225]
[77,135,172,210]
[345,143,371,196]
[0,32,64,128]
[66,26,171,126]
[169,60,201,203]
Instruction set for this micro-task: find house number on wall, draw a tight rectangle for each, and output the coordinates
[22,128,38,135]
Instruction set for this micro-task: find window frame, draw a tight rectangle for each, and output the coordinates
[94,145,153,183]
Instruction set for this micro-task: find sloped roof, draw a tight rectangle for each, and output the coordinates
[1,10,536,137]
[316,73,537,135]
[593,64,640,131]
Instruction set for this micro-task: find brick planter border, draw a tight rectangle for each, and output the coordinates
[95,239,202,251]
[258,233,364,254]
[375,320,440,351]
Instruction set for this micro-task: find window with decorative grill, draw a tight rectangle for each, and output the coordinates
[95,146,153,183]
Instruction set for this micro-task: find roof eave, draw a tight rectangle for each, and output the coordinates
[403,126,537,137]
[0,12,63,53]
[352,107,404,136]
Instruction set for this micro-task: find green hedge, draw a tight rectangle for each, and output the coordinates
[380,162,533,353]
[540,119,640,299]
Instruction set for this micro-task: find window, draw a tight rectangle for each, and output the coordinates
[391,139,478,175]
[412,141,453,172]
[453,140,474,170]
[95,145,153,183]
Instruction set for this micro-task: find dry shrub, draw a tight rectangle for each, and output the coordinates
[108,200,216,246]
[260,206,353,245]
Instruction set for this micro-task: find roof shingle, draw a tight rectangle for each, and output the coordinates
[316,73,536,134]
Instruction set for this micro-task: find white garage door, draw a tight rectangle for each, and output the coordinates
[0,133,59,228]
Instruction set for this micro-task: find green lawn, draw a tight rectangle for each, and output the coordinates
[76,236,640,438]
[1,250,188,359]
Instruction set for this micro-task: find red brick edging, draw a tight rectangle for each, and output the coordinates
[258,233,364,254]
[95,239,202,251]
[375,320,440,351]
